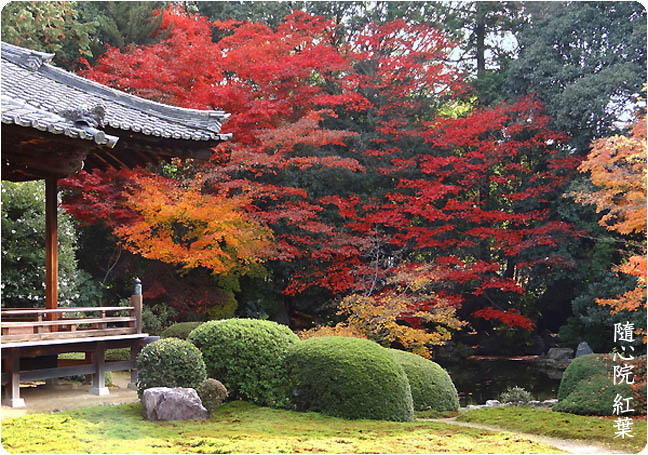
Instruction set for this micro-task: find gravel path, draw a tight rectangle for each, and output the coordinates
[1,372,138,419]
[421,417,631,455]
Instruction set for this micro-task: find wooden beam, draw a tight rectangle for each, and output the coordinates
[0,327,137,343]
[2,306,134,315]
[45,177,58,327]
[0,333,151,351]
[1,316,136,328]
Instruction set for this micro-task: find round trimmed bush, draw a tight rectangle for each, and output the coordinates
[188,318,299,408]
[554,374,636,415]
[387,348,459,412]
[136,337,207,397]
[285,337,414,422]
[555,353,646,415]
[557,354,614,400]
[161,321,204,340]
[196,378,228,414]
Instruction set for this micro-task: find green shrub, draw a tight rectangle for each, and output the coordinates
[136,338,206,397]
[161,321,204,340]
[188,318,299,408]
[106,348,131,361]
[499,386,532,404]
[285,337,414,422]
[557,354,613,400]
[141,303,178,336]
[553,374,635,415]
[196,378,228,414]
[555,353,646,415]
[387,348,459,412]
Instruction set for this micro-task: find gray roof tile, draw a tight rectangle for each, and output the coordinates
[1,42,232,145]
[1,95,119,147]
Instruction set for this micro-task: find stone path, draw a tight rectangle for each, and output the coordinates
[421,417,631,455]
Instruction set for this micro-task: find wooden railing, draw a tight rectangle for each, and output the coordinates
[1,303,142,343]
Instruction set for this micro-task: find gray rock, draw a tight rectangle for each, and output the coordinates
[541,399,559,406]
[466,404,486,410]
[485,400,501,407]
[528,400,541,407]
[142,387,208,421]
[546,347,573,361]
[575,341,593,358]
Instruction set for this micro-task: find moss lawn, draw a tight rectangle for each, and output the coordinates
[458,405,647,453]
[2,401,563,454]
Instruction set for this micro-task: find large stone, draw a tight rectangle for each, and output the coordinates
[141,387,208,421]
[575,341,593,358]
[546,347,573,361]
[485,400,501,407]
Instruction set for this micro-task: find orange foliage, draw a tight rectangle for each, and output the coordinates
[302,264,466,358]
[113,174,274,275]
[577,114,647,313]
[577,116,646,235]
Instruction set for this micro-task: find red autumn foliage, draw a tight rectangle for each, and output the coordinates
[63,8,579,334]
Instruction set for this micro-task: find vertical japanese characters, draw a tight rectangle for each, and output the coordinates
[612,321,636,439]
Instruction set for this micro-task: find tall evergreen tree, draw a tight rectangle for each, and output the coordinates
[1,1,95,70]
[505,1,647,154]
[77,1,167,65]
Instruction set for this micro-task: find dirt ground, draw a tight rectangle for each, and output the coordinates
[1,371,138,419]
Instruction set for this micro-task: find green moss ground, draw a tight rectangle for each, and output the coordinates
[414,409,459,419]
[457,406,647,453]
[1,401,562,454]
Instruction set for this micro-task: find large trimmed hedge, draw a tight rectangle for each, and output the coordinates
[136,338,207,397]
[161,321,204,340]
[285,337,414,422]
[554,374,636,415]
[555,353,646,416]
[557,354,613,400]
[188,318,299,408]
[387,348,459,412]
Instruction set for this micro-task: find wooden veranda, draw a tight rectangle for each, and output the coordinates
[1,42,230,407]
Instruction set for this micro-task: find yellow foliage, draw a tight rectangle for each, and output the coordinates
[298,324,367,340]
[303,264,466,358]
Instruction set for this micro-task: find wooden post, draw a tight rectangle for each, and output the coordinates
[84,351,92,384]
[45,177,58,328]
[128,341,141,391]
[3,349,25,408]
[89,342,108,396]
[132,278,142,334]
[127,278,143,390]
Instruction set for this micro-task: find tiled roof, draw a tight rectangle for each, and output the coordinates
[2,95,120,147]
[1,41,231,147]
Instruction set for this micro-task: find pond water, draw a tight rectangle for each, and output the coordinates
[441,358,562,406]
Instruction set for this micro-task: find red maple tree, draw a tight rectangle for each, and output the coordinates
[64,8,579,338]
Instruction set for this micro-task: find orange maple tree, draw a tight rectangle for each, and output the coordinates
[576,114,647,313]
[113,173,274,277]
